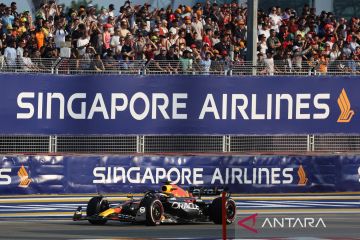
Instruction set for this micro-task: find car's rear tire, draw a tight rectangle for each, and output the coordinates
[86,196,109,225]
[210,197,236,224]
[145,198,163,226]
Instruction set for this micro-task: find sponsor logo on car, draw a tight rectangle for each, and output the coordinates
[171,202,199,210]
[139,207,145,213]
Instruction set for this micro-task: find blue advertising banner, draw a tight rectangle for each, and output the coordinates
[0,73,358,134]
[1,155,360,194]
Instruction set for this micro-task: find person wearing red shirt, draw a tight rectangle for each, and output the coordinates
[288,16,298,34]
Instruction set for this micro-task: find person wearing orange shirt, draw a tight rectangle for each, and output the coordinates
[35,27,45,49]
[318,53,329,75]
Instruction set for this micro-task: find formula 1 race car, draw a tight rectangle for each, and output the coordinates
[73,184,236,226]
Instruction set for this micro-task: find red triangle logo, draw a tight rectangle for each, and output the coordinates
[237,213,258,233]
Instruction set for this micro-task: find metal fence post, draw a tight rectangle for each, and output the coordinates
[48,136,52,153]
[49,135,57,153]
[307,135,315,152]
[223,135,231,152]
[222,135,227,152]
[54,58,62,75]
[137,135,145,153]
[310,135,315,152]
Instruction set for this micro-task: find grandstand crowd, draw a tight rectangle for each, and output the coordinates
[0,0,359,74]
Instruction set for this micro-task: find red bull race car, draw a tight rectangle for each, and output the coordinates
[73,184,236,226]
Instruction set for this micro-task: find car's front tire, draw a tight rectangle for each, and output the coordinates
[86,196,109,225]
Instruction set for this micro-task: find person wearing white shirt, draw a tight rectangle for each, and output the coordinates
[200,52,212,75]
[54,25,68,49]
[261,50,276,75]
[192,16,203,41]
[77,33,90,56]
[269,7,282,32]
[258,34,268,55]
[110,29,121,54]
[330,44,341,62]
[16,40,26,58]
[350,36,359,53]
[4,41,17,67]
[108,4,115,18]
[258,24,270,39]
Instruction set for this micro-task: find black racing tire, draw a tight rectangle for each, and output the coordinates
[86,196,109,225]
[145,198,164,226]
[210,197,236,225]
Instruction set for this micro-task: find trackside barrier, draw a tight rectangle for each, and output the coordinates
[1,58,360,76]
[0,155,360,195]
[0,74,359,153]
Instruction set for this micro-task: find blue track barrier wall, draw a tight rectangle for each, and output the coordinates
[1,155,359,195]
[0,74,359,134]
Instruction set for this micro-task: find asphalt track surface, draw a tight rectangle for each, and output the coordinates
[1,213,360,239]
[1,194,360,239]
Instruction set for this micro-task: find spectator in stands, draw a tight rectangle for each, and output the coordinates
[102,24,111,51]
[200,51,212,75]
[21,50,38,71]
[258,34,268,55]
[269,6,282,33]
[347,54,359,74]
[261,50,276,75]
[77,32,89,57]
[267,29,281,54]
[330,43,341,62]
[91,53,104,71]
[214,34,230,55]
[342,42,352,57]
[0,0,358,75]
[350,35,359,52]
[54,21,68,49]
[180,48,193,73]
[16,39,25,58]
[82,45,95,70]
[154,46,167,61]
[166,45,179,73]
[234,19,247,42]
[110,28,121,54]
[318,53,329,75]
[2,7,14,34]
[118,20,130,38]
[35,26,45,50]
[258,23,270,39]
[143,39,157,62]
[192,14,203,45]
[103,50,117,70]
[4,40,16,67]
